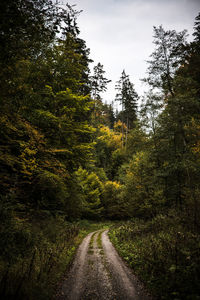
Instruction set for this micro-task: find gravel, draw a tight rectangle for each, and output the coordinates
[55,230,152,300]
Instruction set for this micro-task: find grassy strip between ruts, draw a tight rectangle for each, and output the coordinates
[97,230,104,249]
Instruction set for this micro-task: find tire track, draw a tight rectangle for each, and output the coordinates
[55,229,152,300]
[102,230,151,300]
[82,230,115,299]
[56,231,93,300]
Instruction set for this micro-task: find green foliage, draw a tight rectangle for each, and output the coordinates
[0,209,109,299]
[120,150,165,218]
[94,125,127,180]
[33,171,67,212]
[115,70,138,129]
[90,62,111,100]
[109,213,200,300]
[144,25,188,95]
[1,3,200,300]
[107,17,200,299]
[102,181,126,219]
[75,168,103,219]
[126,121,147,157]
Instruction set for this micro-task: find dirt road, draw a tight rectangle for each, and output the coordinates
[55,230,151,300]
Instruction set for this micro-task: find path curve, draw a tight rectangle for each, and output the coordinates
[55,230,152,300]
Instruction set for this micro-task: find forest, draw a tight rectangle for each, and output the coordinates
[0,0,200,299]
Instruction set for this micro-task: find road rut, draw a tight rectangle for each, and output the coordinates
[55,230,151,300]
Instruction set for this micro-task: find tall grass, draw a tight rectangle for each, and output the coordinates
[0,212,81,299]
[109,211,200,300]
[0,208,109,300]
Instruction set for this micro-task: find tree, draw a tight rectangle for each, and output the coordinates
[90,63,111,100]
[75,168,103,219]
[0,0,96,218]
[121,150,165,218]
[102,181,124,219]
[142,22,200,209]
[0,0,73,109]
[193,12,200,44]
[144,25,188,96]
[115,70,138,147]
[90,63,111,126]
[94,125,126,180]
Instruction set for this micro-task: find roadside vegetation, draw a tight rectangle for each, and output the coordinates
[1,1,200,299]
[0,212,109,299]
[109,214,200,300]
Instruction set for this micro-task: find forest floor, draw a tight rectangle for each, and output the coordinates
[55,229,152,300]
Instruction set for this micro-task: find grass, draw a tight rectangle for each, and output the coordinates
[88,232,96,250]
[108,213,200,300]
[97,230,104,249]
[0,216,111,300]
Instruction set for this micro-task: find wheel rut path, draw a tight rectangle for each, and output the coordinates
[55,230,152,300]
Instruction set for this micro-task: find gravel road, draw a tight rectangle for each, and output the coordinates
[55,230,152,300]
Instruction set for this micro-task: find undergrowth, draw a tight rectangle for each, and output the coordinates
[0,205,109,300]
[109,211,200,300]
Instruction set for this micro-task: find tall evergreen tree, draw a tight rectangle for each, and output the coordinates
[193,12,200,44]
[143,23,200,209]
[115,70,138,146]
[90,63,111,100]
[90,63,111,125]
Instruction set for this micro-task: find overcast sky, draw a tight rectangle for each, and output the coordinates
[66,0,199,105]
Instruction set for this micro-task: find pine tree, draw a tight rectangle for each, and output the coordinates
[143,22,200,209]
[193,12,200,44]
[90,63,111,100]
[115,70,138,147]
[90,63,111,125]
